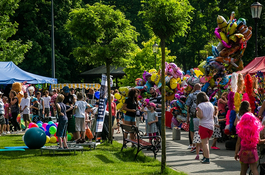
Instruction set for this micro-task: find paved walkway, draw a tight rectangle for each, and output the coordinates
[113,122,241,175]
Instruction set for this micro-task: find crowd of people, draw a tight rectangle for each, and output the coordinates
[0,80,265,173]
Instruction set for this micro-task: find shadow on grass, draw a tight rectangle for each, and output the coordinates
[95,154,115,163]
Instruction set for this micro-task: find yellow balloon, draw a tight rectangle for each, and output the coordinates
[120,96,126,103]
[170,78,178,89]
[176,78,181,84]
[198,61,206,74]
[151,73,160,85]
[69,133,73,138]
[119,87,129,97]
[116,103,123,110]
[220,32,229,43]
[46,136,50,144]
[194,69,203,77]
[149,69,157,74]
[226,21,237,35]
[114,93,122,101]
[209,78,215,88]
[50,136,57,143]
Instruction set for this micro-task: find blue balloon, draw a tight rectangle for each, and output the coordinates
[36,121,43,125]
[45,130,51,137]
[46,124,51,131]
[50,123,57,128]
[39,127,45,131]
[94,91,100,99]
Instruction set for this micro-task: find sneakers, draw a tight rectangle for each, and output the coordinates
[211,146,220,150]
[7,131,10,134]
[190,147,196,153]
[199,149,203,154]
[195,155,199,160]
[201,158,210,164]
[187,145,193,149]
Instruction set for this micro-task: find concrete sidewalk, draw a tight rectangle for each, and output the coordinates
[113,122,241,175]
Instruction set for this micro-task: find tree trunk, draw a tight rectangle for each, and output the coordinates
[107,61,112,143]
[160,37,166,173]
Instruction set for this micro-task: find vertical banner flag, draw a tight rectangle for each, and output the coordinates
[96,74,108,132]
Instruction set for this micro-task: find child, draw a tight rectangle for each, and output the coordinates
[193,117,203,159]
[30,98,40,123]
[73,92,90,143]
[211,106,224,150]
[3,96,10,134]
[55,94,68,149]
[142,102,158,142]
[235,112,264,175]
[43,90,51,118]
[85,105,94,142]
[142,99,149,135]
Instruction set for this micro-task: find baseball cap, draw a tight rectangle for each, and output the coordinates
[63,86,70,93]
[32,97,37,102]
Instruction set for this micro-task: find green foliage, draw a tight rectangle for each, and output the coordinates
[139,0,193,40]
[119,36,175,86]
[10,0,83,82]
[66,2,138,67]
[0,0,32,64]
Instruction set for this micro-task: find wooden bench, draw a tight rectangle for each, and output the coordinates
[120,123,161,160]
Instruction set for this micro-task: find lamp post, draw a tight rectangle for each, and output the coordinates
[51,0,55,78]
[152,42,159,69]
[251,2,263,57]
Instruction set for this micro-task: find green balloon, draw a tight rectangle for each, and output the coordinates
[67,134,72,141]
[37,123,42,127]
[49,126,57,135]
[48,121,54,125]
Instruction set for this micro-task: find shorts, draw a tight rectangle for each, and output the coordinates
[5,118,9,125]
[189,117,194,132]
[44,108,50,117]
[67,115,76,133]
[124,115,136,122]
[57,118,68,137]
[23,114,30,122]
[199,126,213,139]
[0,114,5,125]
[239,148,258,164]
[75,117,85,132]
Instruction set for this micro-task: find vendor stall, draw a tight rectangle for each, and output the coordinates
[51,83,100,90]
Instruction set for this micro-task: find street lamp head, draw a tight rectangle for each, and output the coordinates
[152,42,159,53]
[251,2,263,19]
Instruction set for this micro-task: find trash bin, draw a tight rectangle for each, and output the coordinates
[172,127,181,140]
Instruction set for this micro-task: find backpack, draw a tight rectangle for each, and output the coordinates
[189,91,199,116]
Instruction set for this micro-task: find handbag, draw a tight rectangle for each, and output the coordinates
[85,128,94,139]
[181,122,189,132]
[112,118,118,129]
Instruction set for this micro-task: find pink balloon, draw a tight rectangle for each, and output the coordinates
[42,123,48,129]
[55,123,58,127]
[28,123,33,128]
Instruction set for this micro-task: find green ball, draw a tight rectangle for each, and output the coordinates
[37,123,42,127]
[67,134,72,141]
[49,126,57,135]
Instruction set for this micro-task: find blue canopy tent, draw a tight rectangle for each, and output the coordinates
[0,61,57,84]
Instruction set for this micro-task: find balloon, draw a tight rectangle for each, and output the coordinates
[151,73,160,85]
[37,123,42,127]
[29,123,38,128]
[36,121,43,125]
[119,87,129,97]
[39,127,45,131]
[69,133,73,138]
[54,123,58,128]
[148,69,157,74]
[46,124,51,131]
[114,93,122,101]
[24,128,46,149]
[116,103,123,110]
[45,130,51,137]
[49,126,57,135]
[46,136,50,143]
[67,134,72,141]
[170,78,178,90]
[42,123,48,129]
[94,91,100,99]
[48,121,54,125]
[50,136,57,143]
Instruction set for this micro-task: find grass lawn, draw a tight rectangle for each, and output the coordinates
[0,134,186,175]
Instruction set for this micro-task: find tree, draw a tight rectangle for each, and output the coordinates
[66,2,138,142]
[10,0,84,82]
[120,36,175,86]
[0,0,32,64]
[140,0,193,172]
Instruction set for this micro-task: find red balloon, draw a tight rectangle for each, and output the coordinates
[31,123,38,128]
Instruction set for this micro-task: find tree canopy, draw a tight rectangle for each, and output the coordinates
[0,0,32,64]
[66,2,138,66]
